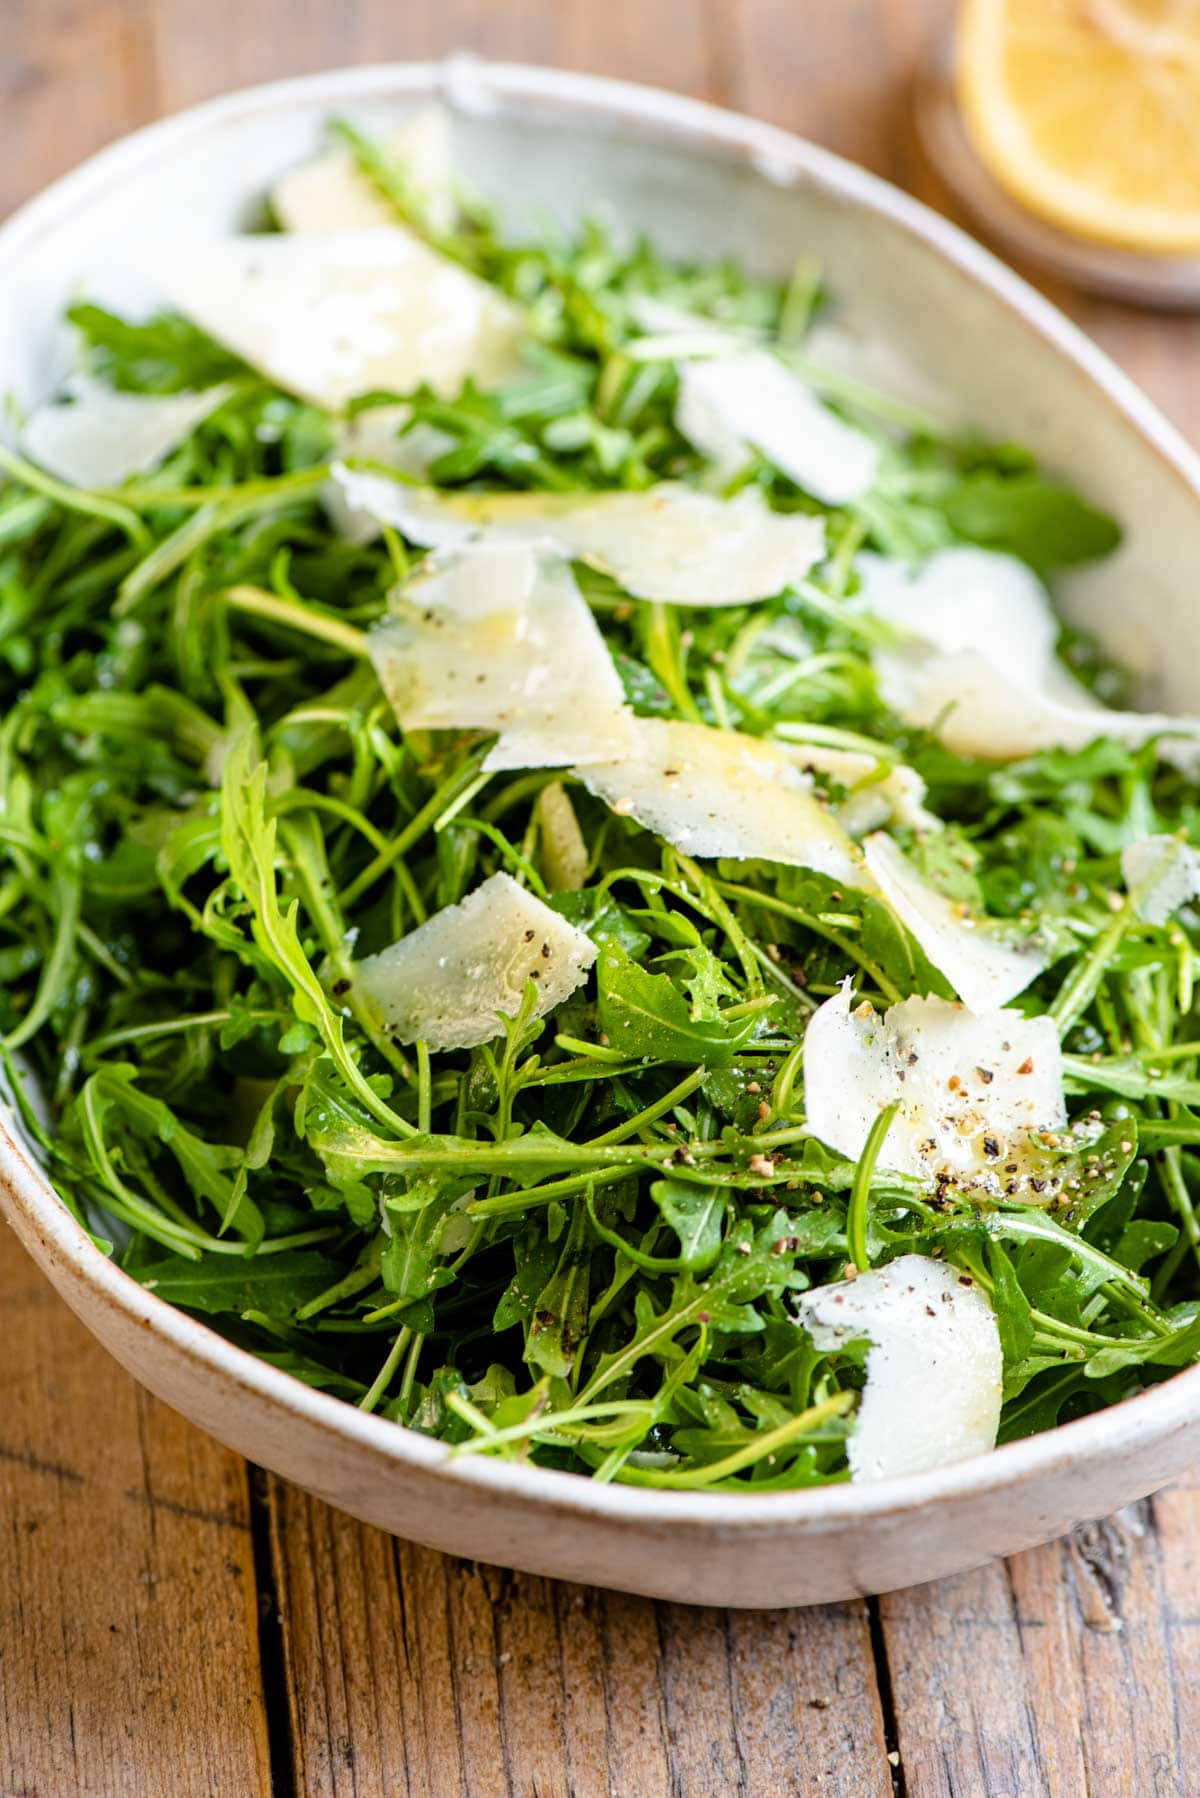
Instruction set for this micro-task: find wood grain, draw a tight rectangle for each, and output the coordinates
[267,1475,891,1796]
[727,0,941,176]
[147,0,722,115]
[879,1487,1200,1797]
[5,2,1200,1794]
[0,1231,272,1797]
[0,0,158,218]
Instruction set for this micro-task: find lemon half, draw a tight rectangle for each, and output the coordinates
[957,0,1200,254]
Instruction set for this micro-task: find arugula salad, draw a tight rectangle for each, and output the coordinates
[5,109,1200,1494]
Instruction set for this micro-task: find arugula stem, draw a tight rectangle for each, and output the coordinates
[223,585,369,658]
[467,1165,643,1220]
[713,880,903,1004]
[587,1066,708,1147]
[337,748,489,909]
[83,1009,282,1057]
[359,1326,412,1413]
[448,1396,657,1454]
[644,603,704,724]
[1049,900,1135,1037]
[0,442,151,548]
[111,465,332,512]
[612,1390,855,1488]
[296,1238,385,1322]
[2,864,80,1052]
[847,1101,900,1272]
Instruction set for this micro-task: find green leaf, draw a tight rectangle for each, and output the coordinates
[548,888,653,958]
[133,1251,341,1316]
[772,865,953,1003]
[651,1179,727,1272]
[1112,1219,1178,1275]
[380,1173,475,1303]
[1084,1309,1200,1380]
[494,1228,560,1332]
[937,471,1121,574]
[612,650,674,716]
[80,1066,263,1246]
[596,939,758,1067]
[525,1201,591,1378]
[986,1239,1035,1366]
[66,302,246,394]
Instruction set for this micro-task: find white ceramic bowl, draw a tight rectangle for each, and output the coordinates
[4,61,1200,1610]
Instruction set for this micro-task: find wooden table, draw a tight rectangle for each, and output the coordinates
[4,3,1200,1792]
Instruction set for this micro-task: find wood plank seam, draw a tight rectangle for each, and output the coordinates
[257,1465,301,1798]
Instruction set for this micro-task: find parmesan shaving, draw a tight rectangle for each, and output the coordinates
[23,379,231,488]
[323,405,455,542]
[355,871,597,1050]
[576,717,866,885]
[863,547,1200,772]
[864,832,1047,1010]
[862,547,1060,695]
[273,107,458,237]
[676,349,880,506]
[367,541,637,771]
[328,471,825,605]
[796,1253,1003,1482]
[895,651,1200,773]
[152,230,523,411]
[1121,834,1200,925]
[802,982,1065,1192]
[776,737,939,836]
[629,297,880,505]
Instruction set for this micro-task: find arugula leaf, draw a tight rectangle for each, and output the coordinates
[596,939,761,1066]
[133,1250,341,1316]
[66,302,246,395]
[525,1200,592,1378]
[986,1239,1035,1366]
[650,1179,727,1272]
[549,888,653,958]
[937,470,1122,573]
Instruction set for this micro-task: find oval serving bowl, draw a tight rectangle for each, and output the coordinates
[4,61,1200,1610]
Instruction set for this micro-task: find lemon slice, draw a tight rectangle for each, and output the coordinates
[956,0,1200,253]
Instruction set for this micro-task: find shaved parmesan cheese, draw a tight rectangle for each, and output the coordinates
[576,718,865,884]
[863,547,1200,772]
[893,650,1200,772]
[323,405,455,542]
[1121,834,1200,924]
[356,871,596,1050]
[795,1254,1003,1482]
[776,738,939,836]
[153,231,523,411]
[629,298,879,505]
[367,541,637,771]
[273,107,457,237]
[23,379,230,488]
[862,547,1059,694]
[329,471,825,605]
[803,982,1065,1191]
[677,349,880,506]
[863,832,1048,1010]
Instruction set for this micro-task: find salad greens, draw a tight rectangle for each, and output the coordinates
[3,120,1200,1494]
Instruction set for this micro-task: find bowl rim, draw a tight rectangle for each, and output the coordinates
[3,55,1199,1532]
